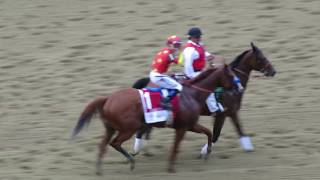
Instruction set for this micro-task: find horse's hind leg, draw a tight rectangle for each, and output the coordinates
[96,123,115,175]
[168,128,186,173]
[110,130,136,170]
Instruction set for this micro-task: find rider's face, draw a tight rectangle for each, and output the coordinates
[169,43,182,52]
[191,36,201,44]
[173,43,182,51]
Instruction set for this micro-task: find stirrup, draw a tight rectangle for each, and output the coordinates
[160,102,172,110]
[160,97,172,110]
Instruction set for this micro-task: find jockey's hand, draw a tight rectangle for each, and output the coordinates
[207,54,215,61]
[167,73,175,77]
[237,86,244,93]
[182,79,191,86]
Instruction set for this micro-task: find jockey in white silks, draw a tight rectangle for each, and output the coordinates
[182,27,224,113]
[183,27,247,156]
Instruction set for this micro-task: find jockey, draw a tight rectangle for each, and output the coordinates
[182,27,225,113]
[149,35,183,110]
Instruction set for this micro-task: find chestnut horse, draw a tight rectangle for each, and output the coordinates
[71,65,235,174]
[131,43,276,155]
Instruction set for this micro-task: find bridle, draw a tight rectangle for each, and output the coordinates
[259,61,271,74]
[233,68,249,78]
[233,53,271,78]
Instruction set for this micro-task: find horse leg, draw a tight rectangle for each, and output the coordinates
[145,126,152,140]
[200,113,226,156]
[110,130,136,171]
[230,112,245,137]
[96,124,115,175]
[189,123,213,160]
[142,126,153,156]
[132,125,153,156]
[132,125,146,156]
[230,112,254,152]
[212,113,226,143]
[168,128,186,173]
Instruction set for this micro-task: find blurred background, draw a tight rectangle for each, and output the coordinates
[0,0,319,179]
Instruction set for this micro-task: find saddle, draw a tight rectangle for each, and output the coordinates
[138,89,179,124]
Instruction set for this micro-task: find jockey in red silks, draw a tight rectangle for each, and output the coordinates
[182,27,225,113]
[149,35,183,110]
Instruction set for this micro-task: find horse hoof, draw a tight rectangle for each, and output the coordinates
[130,152,139,157]
[239,136,254,152]
[244,149,255,153]
[196,154,203,159]
[130,161,135,171]
[96,161,103,176]
[204,154,210,161]
[96,171,102,176]
[168,167,176,173]
[143,152,154,157]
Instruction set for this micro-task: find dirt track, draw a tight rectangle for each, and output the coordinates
[1,0,320,179]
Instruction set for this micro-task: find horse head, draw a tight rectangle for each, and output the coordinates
[250,42,276,77]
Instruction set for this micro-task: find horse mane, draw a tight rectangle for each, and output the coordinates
[229,50,250,68]
[188,67,218,85]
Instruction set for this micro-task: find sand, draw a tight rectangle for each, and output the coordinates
[1,0,320,179]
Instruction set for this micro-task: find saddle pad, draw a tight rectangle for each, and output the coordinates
[138,89,179,124]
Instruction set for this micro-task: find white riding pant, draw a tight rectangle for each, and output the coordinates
[206,93,224,113]
[149,71,183,92]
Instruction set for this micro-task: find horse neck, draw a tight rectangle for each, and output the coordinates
[188,69,221,102]
[234,55,254,89]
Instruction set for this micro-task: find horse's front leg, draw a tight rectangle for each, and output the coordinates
[190,123,213,159]
[230,112,254,152]
[168,128,186,173]
[212,113,226,143]
[199,113,226,156]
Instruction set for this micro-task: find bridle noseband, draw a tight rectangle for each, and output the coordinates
[259,61,271,74]
[233,52,271,78]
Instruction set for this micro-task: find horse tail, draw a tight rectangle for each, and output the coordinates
[71,96,108,140]
[132,77,150,89]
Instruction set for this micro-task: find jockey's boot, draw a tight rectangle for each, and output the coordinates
[207,93,224,114]
[160,89,179,110]
[160,96,172,110]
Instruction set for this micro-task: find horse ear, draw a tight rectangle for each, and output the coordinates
[251,42,257,52]
[224,64,232,75]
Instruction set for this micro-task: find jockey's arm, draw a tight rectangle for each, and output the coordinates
[206,52,226,67]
